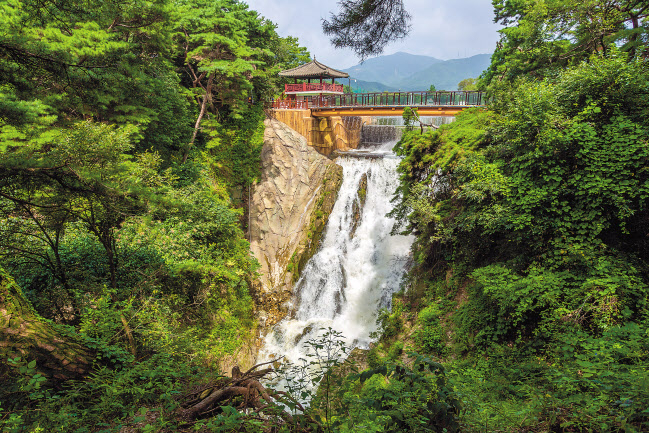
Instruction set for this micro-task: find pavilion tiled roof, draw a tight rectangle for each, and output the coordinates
[278,58,349,79]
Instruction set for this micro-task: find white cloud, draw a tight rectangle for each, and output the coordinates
[245,0,502,68]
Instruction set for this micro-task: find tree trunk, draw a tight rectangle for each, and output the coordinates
[0,268,95,383]
[97,221,137,358]
[184,74,214,163]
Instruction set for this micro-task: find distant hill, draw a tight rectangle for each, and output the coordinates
[342,52,492,91]
[398,54,492,91]
[342,52,442,87]
[348,78,398,93]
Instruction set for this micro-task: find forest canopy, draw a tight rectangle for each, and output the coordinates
[0,0,313,429]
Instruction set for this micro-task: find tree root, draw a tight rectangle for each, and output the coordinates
[178,361,319,430]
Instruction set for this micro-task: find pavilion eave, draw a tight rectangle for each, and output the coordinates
[278,58,349,79]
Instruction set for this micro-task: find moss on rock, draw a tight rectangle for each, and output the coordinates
[350,172,368,239]
[291,163,344,281]
[0,268,96,383]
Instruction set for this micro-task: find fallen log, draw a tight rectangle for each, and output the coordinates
[178,361,317,430]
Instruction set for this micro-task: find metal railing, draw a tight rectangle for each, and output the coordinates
[272,91,484,110]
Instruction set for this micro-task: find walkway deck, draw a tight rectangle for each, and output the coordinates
[272,91,485,116]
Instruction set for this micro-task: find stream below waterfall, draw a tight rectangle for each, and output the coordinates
[259,136,415,383]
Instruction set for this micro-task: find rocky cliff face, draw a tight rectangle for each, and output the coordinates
[249,119,342,328]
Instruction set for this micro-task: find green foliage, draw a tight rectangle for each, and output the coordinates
[396,53,649,310]
[332,354,461,433]
[205,105,266,188]
[448,322,649,432]
[392,49,649,431]
[266,331,460,433]
[5,357,48,401]
[0,122,168,322]
[366,346,383,369]
[0,0,292,429]
[390,107,493,263]
[415,304,447,355]
[277,328,349,413]
[386,341,404,360]
[0,354,198,432]
[107,175,259,361]
[543,324,649,431]
[457,78,477,91]
[402,107,418,131]
[193,405,264,432]
[376,307,403,339]
[172,0,308,160]
[135,68,195,160]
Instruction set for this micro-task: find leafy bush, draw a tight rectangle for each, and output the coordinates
[1,353,199,432]
[376,307,403,339]
[448,322,649,432]
[330,354,461,433]
[387,341,404,360]
[415,304,447,355]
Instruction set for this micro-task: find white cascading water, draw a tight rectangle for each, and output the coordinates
[361,116,455,146]
[259,139,414,379]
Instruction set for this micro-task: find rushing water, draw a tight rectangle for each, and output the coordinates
[259,140,414,377]
[361,116,455,146]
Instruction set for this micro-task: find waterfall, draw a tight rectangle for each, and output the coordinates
[259,140,414,380]
[361,116,455,147]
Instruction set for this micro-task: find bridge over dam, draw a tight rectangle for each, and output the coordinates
[270,90,485,154]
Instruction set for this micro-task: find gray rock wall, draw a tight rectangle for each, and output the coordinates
[250,119,342,327]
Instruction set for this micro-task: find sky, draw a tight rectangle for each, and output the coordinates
[245,0,503,69]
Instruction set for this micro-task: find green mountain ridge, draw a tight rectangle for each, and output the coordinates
[342,51,442,86]
[348,78,398,93]
[400,54,492,90]
[343,52,492,91]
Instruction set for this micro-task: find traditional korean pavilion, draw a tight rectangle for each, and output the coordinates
[279,58,349,101]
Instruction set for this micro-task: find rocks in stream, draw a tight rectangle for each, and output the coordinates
[350,172,368,239]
